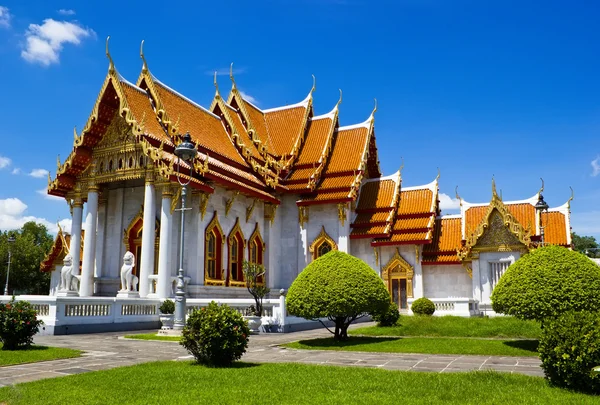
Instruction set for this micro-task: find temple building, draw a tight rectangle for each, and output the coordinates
[40,42,573,316]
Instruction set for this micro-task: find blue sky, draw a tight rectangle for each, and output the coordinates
[0,0,598,238]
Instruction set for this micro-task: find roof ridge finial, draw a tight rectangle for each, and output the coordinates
[214,71,220,98]
[335,88,342,109]
[106,36,115,73]
[492,175,499,200]
[311,74,316,95]
[568,186,574,209]
[399,156,404,174]
[455,185,462,202]
[370,98,378,119]
[538,177,545,195]
[230,62,236,89]
[140,39,148,73]
[436,167,440,181]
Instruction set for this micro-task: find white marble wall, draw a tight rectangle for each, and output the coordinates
[423,264,471,298]
[475,251,520,304]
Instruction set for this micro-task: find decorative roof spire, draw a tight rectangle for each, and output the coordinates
[399,156,404,174]
[491,176,499,200]
[537,177,545,195]
[568,186,574,209]
[311,74,316,95]
[455,185,463,206]
[335,89,342,109]
[370,98,378,118]
[106,36,115,73]
[214,71,220,99]
[436,167,441,181]
[140,39,148,73]
[229,62,236,90]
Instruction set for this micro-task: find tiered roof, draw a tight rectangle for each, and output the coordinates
[371,178,439,246]
[47,42,379,210]
[422,216,462,264]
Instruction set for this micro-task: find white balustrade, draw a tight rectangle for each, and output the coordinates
[406,297,480,317]
[147,275,191,296]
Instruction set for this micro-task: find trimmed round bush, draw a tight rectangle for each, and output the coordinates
[411,297,435,316]
[159,299,175,314]
[538,311,600,394]
[0,298,44,350]
[287,251,390,340]
[180,301,249,366]
[372,302,400,326]
[491,245,600,322]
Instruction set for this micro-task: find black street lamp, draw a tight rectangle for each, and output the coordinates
[173,132,198,331]
[3,235,16,296]
[534,186,549,246]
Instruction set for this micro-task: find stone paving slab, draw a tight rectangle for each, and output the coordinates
[0,326,545,386]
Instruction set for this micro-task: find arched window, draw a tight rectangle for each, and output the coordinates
[248,223,266,285]
[205,211,225,286]
[228,218,245,287]
[309,226,338,260]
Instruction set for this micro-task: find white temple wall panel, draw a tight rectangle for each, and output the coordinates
[279,195,300,288]
[477,251,520,304]
[105,188,125,279]
[351,239,379,274]
[423,264,471,298]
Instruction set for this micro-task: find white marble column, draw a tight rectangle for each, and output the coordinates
[412,246,424,299]
[337,203,350,254]
[93,195,107,294]
[472,259,481,302]
[157,188,173,298]
[139,176,156,297]
[80,187,99,297]
[69,198,84,282]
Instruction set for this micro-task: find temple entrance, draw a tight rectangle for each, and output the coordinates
[391,278,408,309]
[382,249,414,311]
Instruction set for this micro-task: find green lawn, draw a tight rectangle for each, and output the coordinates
[124,333,180,342]
[0,344,81,366]
[352,316,541,338]
[0,361,596,404]
[285,336,539,357]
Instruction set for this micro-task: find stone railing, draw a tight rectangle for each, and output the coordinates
[407,297,480,317]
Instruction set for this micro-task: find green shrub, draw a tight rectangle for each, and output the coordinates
[411,297,435,316]
[538,311,600,394]
[491,245,600,322]
[371,302,400,326]
[180,301,249,366]
[287,251,389,341]
[159,299,175,314]
[0,298,44,350]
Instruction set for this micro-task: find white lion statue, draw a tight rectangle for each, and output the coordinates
[120,251,139,292]
[60,254,75,291]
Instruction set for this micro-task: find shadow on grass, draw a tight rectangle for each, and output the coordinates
[1,345,50,352]
[295,337,400,348]
[189,361,261,369]
[502,340,539,353]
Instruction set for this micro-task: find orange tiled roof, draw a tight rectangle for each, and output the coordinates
[375,231,432,245]
[326,126,369,174]
[542,211,568,245]
[397,189,435,216]
[353,212,392,226]
[295,116,334,165]
[236,97,274,152]
[393,216,432,231]
[264,106,308,157]
[422,217,462,264]
[152,79,248,167]
[297,191,353,204]
[120,81,165,140]
[356,179,397,210]
[350,226,388,238]
[351,175,400,239]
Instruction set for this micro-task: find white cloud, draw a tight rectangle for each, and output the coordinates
[439,193,461,212]
[29,168,49,178]
[0,197,70,234]
[592,157,600,177]
[57,9,75,16]
[240,90,258,105]
[21,18,94,66]
[37,188,63,201]
[0,155,11,169]
[11,168,20,175]
[0,6,11,28]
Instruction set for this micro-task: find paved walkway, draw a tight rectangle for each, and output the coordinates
[0,326,543,386]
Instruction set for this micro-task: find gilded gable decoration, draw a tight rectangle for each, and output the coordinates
[337,203,347,226]
[309,226,337,260]
[264,203,278,226]
[225,191,239,216]
[246,199,258,223]
[298,206,309,228]
[199,192,210,220]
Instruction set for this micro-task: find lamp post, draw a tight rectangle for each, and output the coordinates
[534,192,549,246]
[3,235,16,296]
[173,132,198,330]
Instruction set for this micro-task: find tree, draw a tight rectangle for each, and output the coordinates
[286,251,390,341]
[242,261,270,317]
[572,232,600,257]
[0,222,53,295]
[491,245,600,323]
